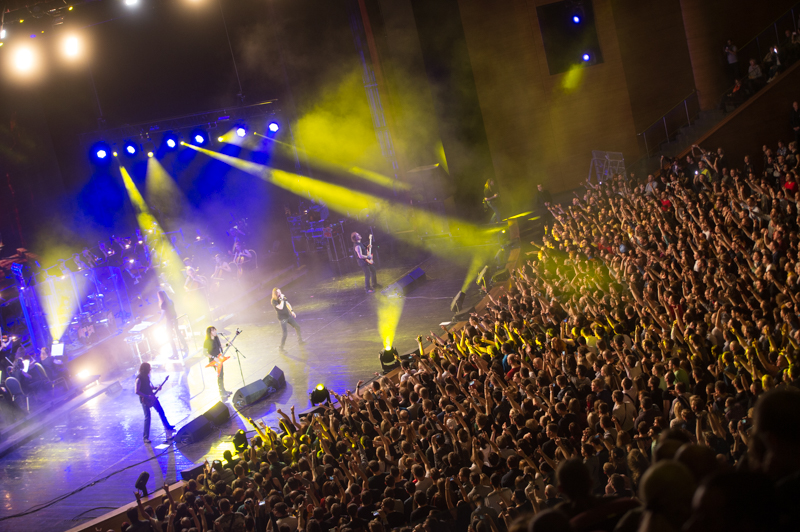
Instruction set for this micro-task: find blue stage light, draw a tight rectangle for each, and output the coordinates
[572,15,581,23]
[163,132,179,150]
[236,127,246,138]
[124,141,138,156]
[191,130,208,145]
[268,122,279,133]
[582,53,591,61]
[90,142,112,164]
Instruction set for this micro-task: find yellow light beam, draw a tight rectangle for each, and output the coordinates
[252,132,408,191]
[119,164,206,319]
[182,143,502,258]
[376,292,405,350]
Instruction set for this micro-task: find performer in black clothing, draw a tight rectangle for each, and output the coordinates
[272,288,304,351]
[157,290,188,360]
[134,362,174,444]
[484,178,500,222]
[351,232,380,293]
[204,326,229,398]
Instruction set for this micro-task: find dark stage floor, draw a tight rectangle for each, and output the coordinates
[0,250,488,532]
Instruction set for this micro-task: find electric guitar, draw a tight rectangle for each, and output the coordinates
[142,376,169,408]
[365,233,374,265]
[205,341,235,375]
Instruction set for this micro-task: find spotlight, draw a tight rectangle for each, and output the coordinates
[1,28,7,40]
[113,151,118,157]
[162,132,179,150]
[125,0,139,6]
[63,35,81,58]
[572,15,581,23]
[124,141,138,156]
[191,129,208,145]
[217,136,224,142]
[91,142,112,163]
[134,471,149,496]
[379,346,399,374]
[76,369,90,380]
[236,127,246,138]
[147,151,154,158]
[232,429,248,453]
[12,46,36,73]
[309,383,331,406]
[268,122,280,133]
[582,53,591,62]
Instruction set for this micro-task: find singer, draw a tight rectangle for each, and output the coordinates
[271,288,304,351]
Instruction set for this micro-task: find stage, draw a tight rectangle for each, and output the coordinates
[0,250,488,532]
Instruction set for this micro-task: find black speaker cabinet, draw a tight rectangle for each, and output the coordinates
[232,380,268,408]
[176,416,213,444]
[202,401,230,426]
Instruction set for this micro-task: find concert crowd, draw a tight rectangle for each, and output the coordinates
[122,136,800,532]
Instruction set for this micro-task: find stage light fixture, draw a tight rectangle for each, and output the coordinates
[379,346,399,374]
[582,53,591,62]
[0,28,6,40]
[124,141,138,156]
[90,142,112,164]
[572,14,581,23]
[191,129,208,145]
[268,122,280,133]
[232,429,248,453]
[63,35,81,59]
[12,46,36,73]
[125,0,139,6]
[135,471,149,495]
[147,151,154,158]
[310,383,331,406]
[217,136,224,142]
[163,133,178,150]
[113,151,118,157]
[236,126,246,138]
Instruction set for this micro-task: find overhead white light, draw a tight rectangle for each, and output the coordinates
[13,47,36,73]
[63,36,81,58]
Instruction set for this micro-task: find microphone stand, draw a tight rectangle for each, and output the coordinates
[219,328,246,388]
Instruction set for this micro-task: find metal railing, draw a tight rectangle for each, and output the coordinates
[716,3,800,104]
[637,90,700,156]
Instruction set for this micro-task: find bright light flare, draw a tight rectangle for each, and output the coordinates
[12,46,36,73]
[76,370,89,380]
[63,35,81,58]
[124,0,139,6]
[236,127,246,137]
[153,326,169,346]
[268,122,280,133]
[97,149,108,159]
[582,53,591,62]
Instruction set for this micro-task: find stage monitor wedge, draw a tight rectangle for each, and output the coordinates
[383,267,427,298]
[232,380,268,408]
[203,401,230,426]
[176,416,213,444]
[262,366,286,395]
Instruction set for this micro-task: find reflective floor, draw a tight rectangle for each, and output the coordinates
[0,252,483,532]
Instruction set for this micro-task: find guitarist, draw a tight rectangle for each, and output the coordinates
[351,232,381,294]
[135,362,175,444]
[204,327,230,399]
